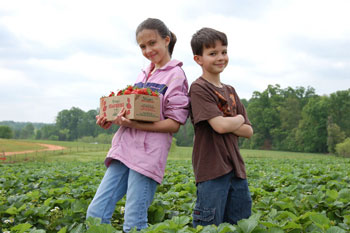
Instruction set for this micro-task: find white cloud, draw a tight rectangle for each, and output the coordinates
[1,0,350,123]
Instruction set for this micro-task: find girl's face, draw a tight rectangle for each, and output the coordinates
[137,29,171,68]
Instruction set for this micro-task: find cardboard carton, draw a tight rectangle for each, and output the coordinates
[100,94,160,122]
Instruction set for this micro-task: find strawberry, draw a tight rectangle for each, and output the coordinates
[127,85,133,91]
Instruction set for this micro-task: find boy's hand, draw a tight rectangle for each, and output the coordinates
[96,115,112,129]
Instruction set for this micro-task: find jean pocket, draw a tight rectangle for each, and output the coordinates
[193,207,215,223]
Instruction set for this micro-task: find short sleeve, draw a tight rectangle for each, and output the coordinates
[190,83,223,125]
[163,76,190,125]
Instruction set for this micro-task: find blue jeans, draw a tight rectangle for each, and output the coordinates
[192,171,252,227]
[86,160,157,232]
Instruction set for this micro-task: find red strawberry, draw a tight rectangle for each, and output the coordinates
[127,85,133,91]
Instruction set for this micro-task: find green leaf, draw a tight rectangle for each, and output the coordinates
[309,212,330,226]
[201,225,218,233]
[237,214,259,233]
[282,221,302,230]
[171,216,190,227]
[29,230,46,233]
[275,211,298,221]
[326,226,346,233]
[58,227,67,233]
[86,224,117,233]
[38,205,51,217]
[71,200,86,213]
[85,216,102,227]
[339,189,350,201]
[6,206,18,215]
[44,197,53,206]
[343,215,350,225]
[11,223,33,233]
[217,223,236,233]
[70,223,85,233]
[152,205,165,223]
[326,189,338,200]
[267,227,284,233]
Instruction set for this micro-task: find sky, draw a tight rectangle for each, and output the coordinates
[0,0,349,123]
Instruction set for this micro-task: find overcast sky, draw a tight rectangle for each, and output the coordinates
[1,0,349,123]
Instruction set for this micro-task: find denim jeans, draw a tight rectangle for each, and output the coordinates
[192,170,252,227]
[86,160,158,232]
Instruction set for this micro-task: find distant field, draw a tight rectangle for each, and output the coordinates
[0,139,339,163]
[169,147,336,160]
[0,139,110,163]
[0,139,46,152]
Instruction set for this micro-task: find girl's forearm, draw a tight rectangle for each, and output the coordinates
[130,118,180,133]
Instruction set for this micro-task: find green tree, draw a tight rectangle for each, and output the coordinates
[295,96,329,152]
[56,107,85,140]
[40,125,59,140]
[327,117,345,153]
[35,129,42,139]
[20,123,35,139]
[58,129,70,141]
[335,138,350,157]
[0,125,13,139]
[174,120,194,146]
[247,84,283,149]
[328,89,350,137]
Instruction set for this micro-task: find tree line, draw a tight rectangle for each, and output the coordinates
[1,85,350,155]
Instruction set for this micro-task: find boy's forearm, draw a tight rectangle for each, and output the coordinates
[233,124,253,138]
[208,115,244,134]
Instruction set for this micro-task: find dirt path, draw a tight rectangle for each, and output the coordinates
[3,143,66,156]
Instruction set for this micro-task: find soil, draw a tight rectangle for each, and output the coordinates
[2,143,66,156]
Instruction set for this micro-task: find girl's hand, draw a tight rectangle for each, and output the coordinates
[112,107,134,127]
[96,115,112,129]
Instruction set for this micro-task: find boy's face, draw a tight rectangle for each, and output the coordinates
[194,40,228,76]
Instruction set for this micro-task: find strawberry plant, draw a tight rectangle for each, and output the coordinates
[1,157,350,232]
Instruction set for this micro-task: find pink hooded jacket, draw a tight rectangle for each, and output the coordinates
[105,60,189,183]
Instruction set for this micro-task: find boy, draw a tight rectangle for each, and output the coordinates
[189,27,253,227]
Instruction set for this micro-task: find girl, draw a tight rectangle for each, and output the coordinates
[86,18,189,232]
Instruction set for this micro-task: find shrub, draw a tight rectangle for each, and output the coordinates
[96,133,113,144]
[78,136,95,143]
[335,138,350,157]
[0,125,13,139]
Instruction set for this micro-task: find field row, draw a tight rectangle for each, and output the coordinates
[1,156,350,232]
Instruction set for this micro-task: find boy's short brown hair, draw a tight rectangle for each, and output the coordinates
[190,27,228,56]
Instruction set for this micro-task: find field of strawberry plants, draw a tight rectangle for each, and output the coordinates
[1,156,350,232]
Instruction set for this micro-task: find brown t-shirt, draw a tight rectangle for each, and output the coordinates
[189,77,251,183]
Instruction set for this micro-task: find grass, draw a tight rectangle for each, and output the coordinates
[240,149,334,159]
[0,139,343,164]
[0,139,46,152]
